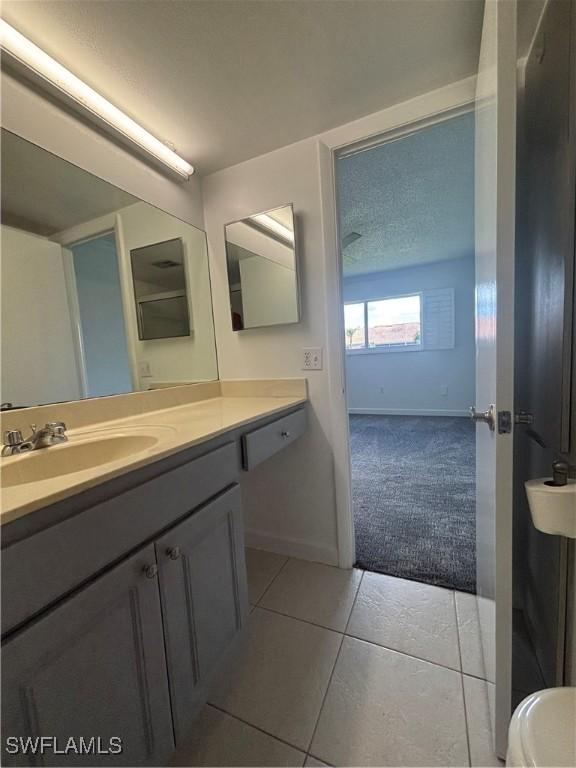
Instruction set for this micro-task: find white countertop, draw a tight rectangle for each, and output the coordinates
[1,394,306,525]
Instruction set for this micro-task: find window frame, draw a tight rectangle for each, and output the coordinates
[344,291,424,355]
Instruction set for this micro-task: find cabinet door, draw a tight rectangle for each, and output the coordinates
[155,485,248,744]
[1,545,174,767]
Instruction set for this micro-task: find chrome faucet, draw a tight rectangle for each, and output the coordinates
[2,422,68,456]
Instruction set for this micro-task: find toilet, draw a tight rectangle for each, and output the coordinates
[506,687,576,766]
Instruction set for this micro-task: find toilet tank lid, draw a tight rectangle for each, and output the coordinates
[511,687,576,767]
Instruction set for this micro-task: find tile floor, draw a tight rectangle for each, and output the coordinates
[173,549,504,767]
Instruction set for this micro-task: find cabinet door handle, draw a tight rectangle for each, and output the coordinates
[143,563,159,579]
[167,546,181,560]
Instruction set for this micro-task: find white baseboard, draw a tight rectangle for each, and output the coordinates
[348,407,470,417]
[244,529,339,567]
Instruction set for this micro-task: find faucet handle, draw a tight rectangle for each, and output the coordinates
[46,421,67,434]
[3,429,23,446]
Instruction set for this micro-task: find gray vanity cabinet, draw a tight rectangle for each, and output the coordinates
[1,406,305,765]
[1,544,174,767]
[155,485,247,744]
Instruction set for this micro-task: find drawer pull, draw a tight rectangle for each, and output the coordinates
[280,430,290,438]
[143,563,159,579]
[167,546,181,560]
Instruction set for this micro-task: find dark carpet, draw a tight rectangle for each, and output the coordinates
[350,415,476,593]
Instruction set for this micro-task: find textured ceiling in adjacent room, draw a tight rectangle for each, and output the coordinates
[338,112,475,277]
[1,0,484,174]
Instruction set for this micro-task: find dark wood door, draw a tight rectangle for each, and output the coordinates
[155,485,248,745]
[1,544,174,767]
[514,0,575,690]
[519,0,575,457]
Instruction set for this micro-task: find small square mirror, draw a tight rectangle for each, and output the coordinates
[224,204,300,331]
[130,238,191,340]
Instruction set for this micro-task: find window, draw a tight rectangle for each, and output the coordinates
[344,293,422,351]
[343,302,366,349]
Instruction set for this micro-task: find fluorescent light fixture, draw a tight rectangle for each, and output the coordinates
[0,20,194,179]
[249,213,294,244]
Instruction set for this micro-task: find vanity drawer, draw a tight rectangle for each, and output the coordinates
[2,441,238,636]
[242,407,307,470]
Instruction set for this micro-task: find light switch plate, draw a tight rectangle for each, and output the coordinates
[302,347,323,370]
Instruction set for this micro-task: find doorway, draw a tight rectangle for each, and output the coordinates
[335,112,477,593]
[319,4,517,755]
[68,232,133,398]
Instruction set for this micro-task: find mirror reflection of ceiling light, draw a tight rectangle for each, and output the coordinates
[249,213,295,244]
[0,20,195,179]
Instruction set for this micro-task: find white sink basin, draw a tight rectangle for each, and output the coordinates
[1,427,174,487]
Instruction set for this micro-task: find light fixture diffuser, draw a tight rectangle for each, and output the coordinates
[0,20,194,179]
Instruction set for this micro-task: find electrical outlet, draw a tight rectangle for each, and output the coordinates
[139,361,152,377]
[380,386,386,394]
[302,347,323,371]
[440,384,448,396]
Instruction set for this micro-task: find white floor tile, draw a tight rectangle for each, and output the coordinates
[311,636,469,767]
[246,548,288,604]
[455,591,487,679]
[462,675,503,767]
[304,756,330,767]
[260,559,363,631]
[209,607,342,751]
[347,571,460,670]
[171,705,305,767]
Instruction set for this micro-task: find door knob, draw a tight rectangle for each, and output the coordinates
[143,563,158,579]
[469,404,496,431]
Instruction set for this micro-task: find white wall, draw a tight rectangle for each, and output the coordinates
[1,226,81,406]
[239,256,298,329]
[344,256,475,416]
[203,138,340,565]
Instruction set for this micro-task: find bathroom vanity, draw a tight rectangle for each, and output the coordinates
[1,388,307,766]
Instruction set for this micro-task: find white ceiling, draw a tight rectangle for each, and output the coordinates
[2,0,486,174]
[1,130,138,235]
[338,111,474,276]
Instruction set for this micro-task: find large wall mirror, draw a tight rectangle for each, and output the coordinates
[224,204,300,330]
[1,129,218,408]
